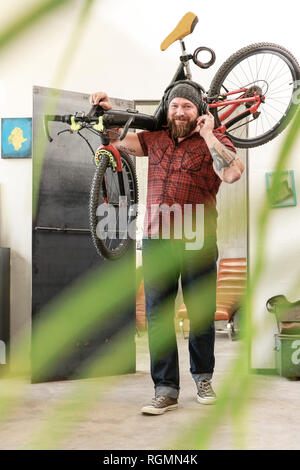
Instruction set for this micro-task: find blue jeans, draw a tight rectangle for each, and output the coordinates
[142,237,217,399]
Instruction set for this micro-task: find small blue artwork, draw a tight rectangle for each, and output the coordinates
[1,118,32,158]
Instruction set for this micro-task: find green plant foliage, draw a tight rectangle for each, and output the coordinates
[0,1,299,451]
[0,0,73,51]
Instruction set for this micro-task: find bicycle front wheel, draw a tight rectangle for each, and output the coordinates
[209,43,300,148]
[89,151,138,261]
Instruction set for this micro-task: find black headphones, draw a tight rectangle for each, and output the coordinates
[162,79,208,116]
[153,79,208,130]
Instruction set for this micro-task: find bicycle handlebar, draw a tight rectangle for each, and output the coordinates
[44,106,157,142]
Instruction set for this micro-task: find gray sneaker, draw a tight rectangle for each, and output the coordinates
[141,396,178,415]
[196,379,217,405]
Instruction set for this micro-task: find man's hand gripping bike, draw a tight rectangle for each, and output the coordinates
[44,12,300,261]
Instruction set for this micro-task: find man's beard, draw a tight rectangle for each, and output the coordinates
[167,116,197,138]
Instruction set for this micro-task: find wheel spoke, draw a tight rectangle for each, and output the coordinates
[238,61,251,84]
[230,68,244,88]
[266,94,293,99]
[268,70,291,86]
[247,57,256,84]
[265,55,281,85]
[264,53,274,85]
[263,106,281,124]
[268,97,290,106]
[223,77,244,90]
[264,101,286,115]
[254,53,265,84]
[261,107,272,129]
[267,81,293,95]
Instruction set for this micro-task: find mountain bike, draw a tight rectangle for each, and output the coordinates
[44,11,300,260]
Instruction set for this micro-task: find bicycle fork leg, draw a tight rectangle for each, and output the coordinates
[117,171,126,196]
[102,178,108,204]
[98,144,126,202]
[101,169,126,204]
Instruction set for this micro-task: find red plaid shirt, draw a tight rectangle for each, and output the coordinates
[138,128,236,238]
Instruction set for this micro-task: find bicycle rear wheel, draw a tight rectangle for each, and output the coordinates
[89,150,138,260]
[209,43,300,148]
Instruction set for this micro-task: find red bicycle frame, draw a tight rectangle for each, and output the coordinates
[207,87,264,134]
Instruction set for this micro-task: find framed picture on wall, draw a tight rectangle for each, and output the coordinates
[1,117,32,159]
[266,170,297,207]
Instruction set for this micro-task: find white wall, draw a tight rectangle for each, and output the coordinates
[249,132,300,369]
[0,0,299,367]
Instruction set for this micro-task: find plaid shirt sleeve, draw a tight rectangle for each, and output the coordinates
[137,130,154,156]
[213,131,236,153]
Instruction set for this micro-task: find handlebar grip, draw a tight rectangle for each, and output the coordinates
[45,114,72,123]
[43,114,72,142]
[43,115,53,142]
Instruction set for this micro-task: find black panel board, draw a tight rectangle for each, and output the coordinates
[32,87,136,383]
[32,231,136,382]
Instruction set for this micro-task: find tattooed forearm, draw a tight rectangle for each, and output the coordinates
[202,130,244,183]
[118,145,137,155]
[112,132,144,156]
[209,146,236,171]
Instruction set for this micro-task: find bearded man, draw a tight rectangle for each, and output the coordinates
[90,81,244,415]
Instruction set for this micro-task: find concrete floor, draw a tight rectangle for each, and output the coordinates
[0,332,299,450]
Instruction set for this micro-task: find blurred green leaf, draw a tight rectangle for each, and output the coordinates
[1,2,300,449]
[0,0,73,51]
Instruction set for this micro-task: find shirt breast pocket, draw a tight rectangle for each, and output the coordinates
[181,150,207,172]
[149,142,171,165]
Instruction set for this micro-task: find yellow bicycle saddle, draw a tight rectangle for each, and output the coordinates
[160,12,198,51]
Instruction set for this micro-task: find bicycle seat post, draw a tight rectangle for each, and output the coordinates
[180,39,192,79]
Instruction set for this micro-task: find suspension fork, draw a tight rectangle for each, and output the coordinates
[95,145,126,203]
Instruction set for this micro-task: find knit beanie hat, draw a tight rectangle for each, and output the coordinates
[167,81,203,114]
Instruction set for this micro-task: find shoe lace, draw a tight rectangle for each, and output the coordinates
[198,380,215,396]
[152,396,168,405]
